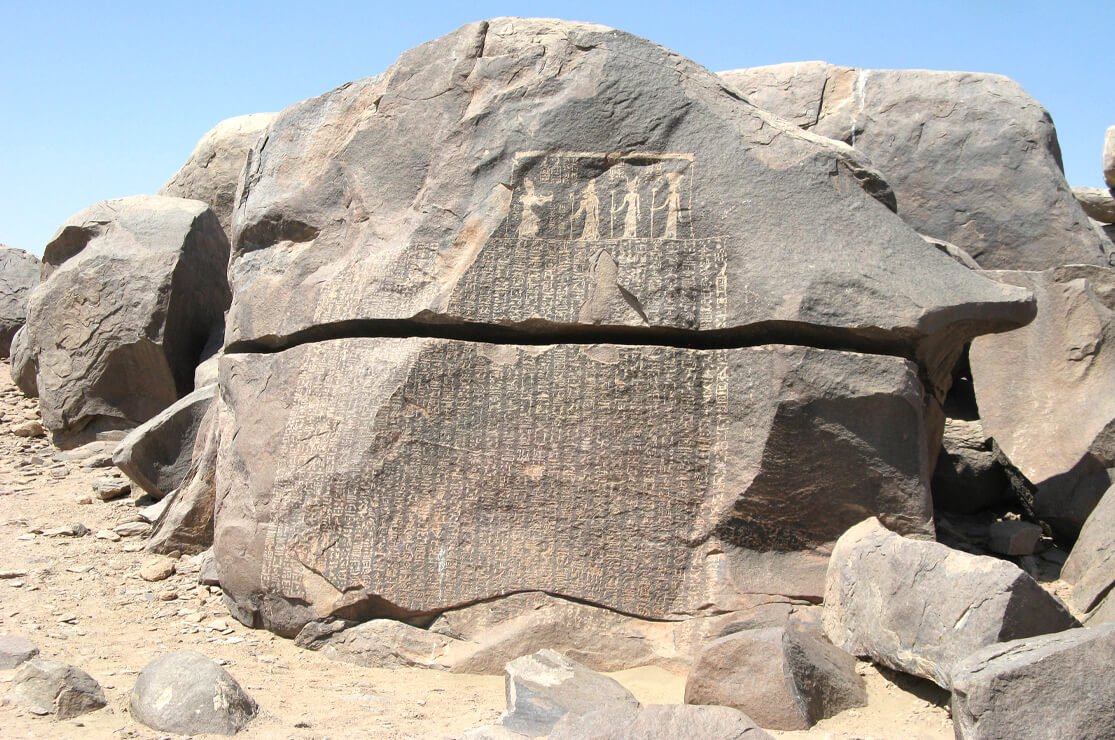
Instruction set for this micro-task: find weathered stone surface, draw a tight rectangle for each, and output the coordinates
[720,63,1111,270]
[1105,126,1115,189]
[161,113,277,238]
[987,520,1042,556]
[130,650,257,735]
[684,621,864,730]
[113,384,216,499]
[1073,186,1115,224]
[970,266,1115,538]
[3,659,106,719]
[8,325,37,397]
[0,634,39,669]
[227,20,1031,393]
[549,704,774,739]
[0,245,39,357]
[25,195,230,444]
[921,234,980,270]
[215,338,931,636]
[949,624,1115,739]
[146,403,220,555]
[823,518,1079,688]
[1061,483,1115,617]
[297,618,455,669]
[932,418,1009,514]
[501,650,639,737]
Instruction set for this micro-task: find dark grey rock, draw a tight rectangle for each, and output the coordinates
[987,520,1043,556]
[3,659,106,719]
[549,704,774,739]
[950,624,1115,739]
[113,384,216,500]
[129,650,257,735]
[1061,483,1115,618]
[500,650,639,737]
[720,63,1111,271]
[145,403,220,555]
[932,418,1010,514]
[0,634,39,669]
[8,325,37,397]
[823,518,1079,688]
[25,195,230,446]
[197,547,220,586]
[0,246,39,357]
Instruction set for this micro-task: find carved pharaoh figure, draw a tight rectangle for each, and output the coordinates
[613,176,640,239]
[653,171,683,239]
[518,178,553,238]
[572,178,601,241]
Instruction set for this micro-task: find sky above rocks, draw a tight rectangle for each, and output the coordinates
[2,0,1110,255]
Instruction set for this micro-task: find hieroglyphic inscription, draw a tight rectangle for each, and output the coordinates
[252,338,730,618]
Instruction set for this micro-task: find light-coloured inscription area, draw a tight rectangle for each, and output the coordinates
[255,339,729,618]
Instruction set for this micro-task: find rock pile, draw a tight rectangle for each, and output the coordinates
[2,16,1113,738]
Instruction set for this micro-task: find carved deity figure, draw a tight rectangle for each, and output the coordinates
[613,176,641,239]
[572,178,601,241]
[518,178,553,238]
[652,171,683,239]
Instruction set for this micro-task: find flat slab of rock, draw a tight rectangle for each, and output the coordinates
[0,245,40,357]
[25,195,230,444]
[215,339,932,636]
[823,518,1079,688]
[501,649,638,737]
[1061,483,1115,618]
[1073,186,1115,224]
[684,621,864,730]
[549,704,774,739]
[950,624,1115,739]
[720,63,1111,271]
[0,634,39,669]
[130,650,257,735]
[296,619,455,669]
[3,659,106,719]
[970,265,1115,538]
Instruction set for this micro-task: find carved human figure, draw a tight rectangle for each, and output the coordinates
[652,171,683,239]
[572,178,601,241]
[613,176,641,239]
[518,178,553,238]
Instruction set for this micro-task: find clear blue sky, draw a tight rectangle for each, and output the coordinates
[2,1,1111,255]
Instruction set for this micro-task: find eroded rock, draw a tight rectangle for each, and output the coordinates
[550,704,774,739]
[3,659,106,719]
[129,650,257,735]
[1061,483,1115,618]
[0,246,39,357]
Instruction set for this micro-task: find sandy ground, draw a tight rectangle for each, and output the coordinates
[0,360,955,739]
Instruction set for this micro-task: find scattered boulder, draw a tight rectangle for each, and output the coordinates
[3,659,106,719]
[500,650,639,737]
[949,624,1115,739]
[822,518,1079,688]
[987,520,1043,556]
[25,195,230,445]
[720,63,1111,270]
[1105,126,1115,189]
[91,477,130,501]
[1061,483,1115,618]
[11,419,44,438]
[684,620,865,730]
[161,113,277,238]
[970,265,1115,539]
[1073,186,1115,224]
[0,634,39,669]
[113,384,216,499]
[139,555,176,582]
[9,325,37,397]
[549,704,775,739]
[295,618,454,669]
[932,418,1010,514]
[146,403,220,554]
[130,650,258,735]
[0,245,40,357]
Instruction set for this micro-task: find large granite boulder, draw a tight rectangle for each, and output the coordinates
[161,113,277,238]
[949,624,1115,739]
[0,246,39,357]
[1061,483,1115,619]
[720,63,1112,271]
[24,196,230,445]
[1073,186,1115,224]
[130,650,258,735]
[970,265,1115,539]
[213,20,1034,640]
[216,339,932,635]
[823,518,1079,688]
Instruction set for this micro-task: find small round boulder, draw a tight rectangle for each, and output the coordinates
[129,650,257,735]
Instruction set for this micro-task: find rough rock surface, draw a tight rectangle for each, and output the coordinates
[823,518,1079,688]
[1073,186,1115,224]
[1105,126,1115,189]
[25,196,230,444]
[931,418,1009,514]
[684,622,865,730]
[549,704,774,739]
[949,624,1115,739]
[720,63,1111,271]
[500,650,639,737]
[1061,483,1115,617]
[161,113,277,238]
[3,659,106,719]
[0,246,39,357]
[129,650,258,735]
[0,634,39,669]
[297,618,455,669]
[8,325,36,397]
[113,384,216,499]
[145,403,220,554]
[970,266,1115,538]
[215,339,931,636]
